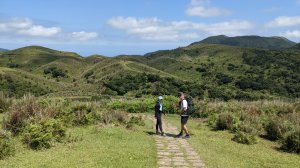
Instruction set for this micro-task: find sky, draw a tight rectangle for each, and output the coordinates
[0,0,300,56]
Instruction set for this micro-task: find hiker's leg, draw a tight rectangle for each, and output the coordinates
[158,117,163,133]
[183,124,189,134]
[156,118,159,132]
[182,116,189,135]
[181,124,184,132]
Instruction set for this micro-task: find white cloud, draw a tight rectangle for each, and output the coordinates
[71,31,98,41]
[0,17,60,37]
[282,30,300,38]
[17,25,61,37]
[0,18,32,31]
[266,16,300,27]
[108,17,253,41]
[0,17,98,42]
[186,0,230,17]
[204,21,253,35]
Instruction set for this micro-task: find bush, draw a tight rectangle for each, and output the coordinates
[232,131,258,145]
[280,129,300,153]
[0,92,11,113]
[22,119,66,150]
[264,118,292,141]
[128,116,145,126]
[215,113,237,130]
[3,94,41,135]
[207,113,218,127]
[0,130,15,159]
[101,111,128,126]
[71,104,94,125]
[237,120,262,135]
[44,67,66,78]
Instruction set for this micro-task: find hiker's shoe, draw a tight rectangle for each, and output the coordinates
[161,132,165,136]
[176,133,183,138]
[156,131,160,135]
[182,135,190,139]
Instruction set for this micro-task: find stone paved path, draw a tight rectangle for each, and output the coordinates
[152,118,206,168]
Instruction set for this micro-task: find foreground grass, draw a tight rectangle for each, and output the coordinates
[0,118,156,168]
[165,115,300,168]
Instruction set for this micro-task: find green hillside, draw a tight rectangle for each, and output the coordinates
[190,35,296,50]
[0,46,83,69]
[0,39,299,100]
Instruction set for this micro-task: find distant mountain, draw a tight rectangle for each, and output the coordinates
[0,43,299,99]
[0,48,9,52]
[190,35,296,50]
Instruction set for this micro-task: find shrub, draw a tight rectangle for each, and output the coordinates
[215,113,236,130]
[232,131,258,145]
[264,118,292,141]
[71,104,93,125]
[22,119,66,150]
[101,111,128,126]
[0,92,11,113]
[128,116,145,126]
[3,94,41,135]
[207,113,218,127]
[280,129,300,153]
[44,67,66,78]
[0,130,15,159]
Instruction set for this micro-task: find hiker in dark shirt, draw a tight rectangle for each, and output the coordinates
[155,96,165,136]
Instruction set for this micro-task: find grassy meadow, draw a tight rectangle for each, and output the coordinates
[0,92,299,168]
[166,115,300,168]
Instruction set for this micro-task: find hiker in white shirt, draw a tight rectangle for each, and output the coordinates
[177,92,190,138]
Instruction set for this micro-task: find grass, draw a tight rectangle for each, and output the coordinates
[165,114,300,168]
[0,116,157,168]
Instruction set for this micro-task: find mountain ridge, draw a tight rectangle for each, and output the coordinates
[190,35,296,50]
[0,38,299,100]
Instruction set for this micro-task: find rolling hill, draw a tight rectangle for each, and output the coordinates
[0,36,299,100]
[190,35,296,50]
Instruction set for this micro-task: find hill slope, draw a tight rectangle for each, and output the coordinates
[0,43,299,100]
[141,43,300,99]
[190,35,296,49]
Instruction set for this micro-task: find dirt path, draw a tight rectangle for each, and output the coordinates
[151,118,206,168]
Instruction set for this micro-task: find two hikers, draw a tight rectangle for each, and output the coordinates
[154,92,191,138]
[154,96,165,136]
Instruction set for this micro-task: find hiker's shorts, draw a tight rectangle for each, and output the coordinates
[181,116,189,125]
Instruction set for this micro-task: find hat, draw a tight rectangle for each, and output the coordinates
[158,96,163,100]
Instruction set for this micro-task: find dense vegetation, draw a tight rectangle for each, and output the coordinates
[0,35,299,100]
[0,93,147,159]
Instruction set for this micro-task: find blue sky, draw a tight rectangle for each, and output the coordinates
[1,0,300,56]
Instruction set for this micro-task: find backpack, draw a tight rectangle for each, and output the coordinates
[186,96,195,115]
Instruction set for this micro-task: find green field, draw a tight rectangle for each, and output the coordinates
[0,118,156,168]
[165,115,300,168]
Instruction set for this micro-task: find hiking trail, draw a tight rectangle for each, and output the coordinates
[151,117,206,168]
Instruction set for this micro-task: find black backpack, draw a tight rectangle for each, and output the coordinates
[186,96,195,115]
